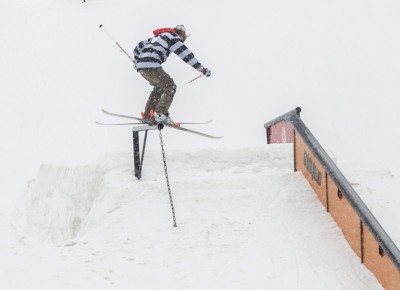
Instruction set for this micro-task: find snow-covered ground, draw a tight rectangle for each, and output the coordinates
[1,0,400,288]
[1,145,384,289]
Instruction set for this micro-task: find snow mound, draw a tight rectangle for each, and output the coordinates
[13,145,293,243]
[14,164,104,242]
[8,145,382,289]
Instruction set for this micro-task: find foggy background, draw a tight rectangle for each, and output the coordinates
[1,0,399,212]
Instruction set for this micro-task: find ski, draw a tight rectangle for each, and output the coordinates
[176,120,213,125]
[96,120,212,126]
[102,109,145,122]
[95,121,143,126]
[100,109,222,139]
[101,109,213,125]
[162,123,223,139]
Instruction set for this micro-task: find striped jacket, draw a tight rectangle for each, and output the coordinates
[134,28,204,72]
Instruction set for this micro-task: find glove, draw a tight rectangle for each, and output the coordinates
[202,68,211,77]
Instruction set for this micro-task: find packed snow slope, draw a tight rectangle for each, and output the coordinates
[3,145,382,290]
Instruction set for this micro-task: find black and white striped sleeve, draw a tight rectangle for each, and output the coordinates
[169,38,204,72]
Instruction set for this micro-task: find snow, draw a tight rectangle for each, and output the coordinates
[3,146,383,289]
[1,0,400,288]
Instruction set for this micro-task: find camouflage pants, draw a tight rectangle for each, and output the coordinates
[139,68,176,118]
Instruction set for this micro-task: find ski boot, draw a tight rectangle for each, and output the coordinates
[150,110,180,126]
[141,111,158,125]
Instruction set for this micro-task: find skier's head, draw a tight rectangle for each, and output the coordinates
[174,25,188,42]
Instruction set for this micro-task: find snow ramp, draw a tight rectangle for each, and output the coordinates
[8,145,385,289]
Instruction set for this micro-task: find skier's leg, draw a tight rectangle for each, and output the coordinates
[139,68,176,116]
[154,69,176,115]
[139,69,164,118]
[144,87,162,118]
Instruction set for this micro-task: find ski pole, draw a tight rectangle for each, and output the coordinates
[178,74,204,89]
[99,24,135,63]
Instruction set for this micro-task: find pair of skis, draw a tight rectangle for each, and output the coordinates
[97,109,222,139]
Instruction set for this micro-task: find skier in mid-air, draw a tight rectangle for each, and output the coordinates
[133,25,211,125]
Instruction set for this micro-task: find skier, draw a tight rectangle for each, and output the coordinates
[133,25,211,125]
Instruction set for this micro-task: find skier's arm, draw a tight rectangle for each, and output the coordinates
[170,39,205,73]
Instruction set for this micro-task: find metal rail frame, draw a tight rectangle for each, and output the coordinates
[264,107,400,271]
